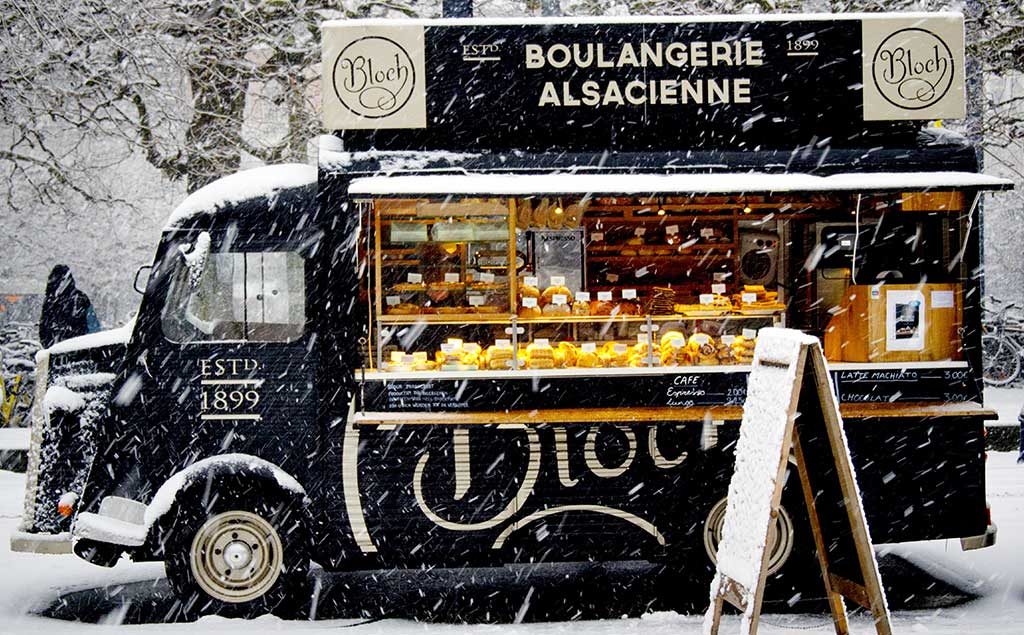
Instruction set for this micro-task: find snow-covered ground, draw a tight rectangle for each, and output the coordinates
[2,453,1024,633]
[985,386,1024,425]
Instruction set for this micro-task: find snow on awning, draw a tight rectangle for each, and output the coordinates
[348,171,1013,197]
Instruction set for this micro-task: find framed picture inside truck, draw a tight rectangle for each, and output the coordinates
[12,12,1010,620]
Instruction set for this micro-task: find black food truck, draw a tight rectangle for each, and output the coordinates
[13,12,1013,619]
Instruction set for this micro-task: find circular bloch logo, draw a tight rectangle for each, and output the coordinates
[871,28,954,110]
[332,36,415,119]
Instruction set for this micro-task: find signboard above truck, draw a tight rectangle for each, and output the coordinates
[321,13,966,152]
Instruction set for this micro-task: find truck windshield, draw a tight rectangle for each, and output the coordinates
[161,249,305,343]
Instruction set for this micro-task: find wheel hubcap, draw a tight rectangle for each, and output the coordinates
[190,510,283,603]
[704,497,795,576]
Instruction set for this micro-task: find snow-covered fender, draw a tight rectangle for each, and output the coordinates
[141,453,312,559]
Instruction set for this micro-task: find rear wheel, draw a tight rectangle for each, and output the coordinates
[688,472,824,611]
[165,485,309,619]
[982,334,1020,386]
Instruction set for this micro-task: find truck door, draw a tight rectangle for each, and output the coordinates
[148,231,319,486]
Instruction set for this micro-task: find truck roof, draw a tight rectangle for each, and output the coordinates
[164,163,316,230]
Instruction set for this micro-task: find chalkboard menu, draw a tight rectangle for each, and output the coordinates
[361,364,979,413]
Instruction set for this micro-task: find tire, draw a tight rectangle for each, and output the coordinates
[165,480,310,619]
[982,334,1021,387]
[692,471,824,611]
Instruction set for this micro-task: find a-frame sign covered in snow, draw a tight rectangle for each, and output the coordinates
[704,328,892,635]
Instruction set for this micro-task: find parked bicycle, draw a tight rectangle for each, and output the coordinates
[982,298,1024,387]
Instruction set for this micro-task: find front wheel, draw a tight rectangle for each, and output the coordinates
[982,334,1021,386]
[165,488,309,619]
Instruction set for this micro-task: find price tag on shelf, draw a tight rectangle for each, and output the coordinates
[613,343,628,354]
[575,291,591,302]
[524,276,538,287]
[699,293,715,305]
[535,338,550,347]
[591,232,605,241]
[666,225,679,235]
[440,343,458,354]
[598,291,613,302]
[522,297,538,308]
[700,228,715,238]
[479,272,495,283]
[634,227,647,237]
[711,284,726,295]
[721,335,736,345]
[636,266,649,278]
[582,342,597,353]
[743,328,758,339]
[385,295,401,306]
[468,295,486,306]
[713,272,731,282]
[552,294,568,305]
[669,337,685,349]
[550,275,566,286]
[407,273,423,284]
[412,352,428,362]
[496,339,512,348]
[402,354,415,364]
[444,273,461,283]
[606,273,620,283]
[390,351,405,363]
[742,292,758,304]
[622,289,637,300]
[693,333,711,345]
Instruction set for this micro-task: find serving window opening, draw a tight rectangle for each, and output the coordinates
[359,190,973,374]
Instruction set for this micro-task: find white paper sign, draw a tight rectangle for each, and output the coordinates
[582,342,597,353]
[479,272,495,283]
[386,295,401,306]
[886,289,926,351]
[550,275,566,286]
[535,338,550,347]
[699,294,715,305]
[742,293,758,304]
[440,343,458,354]
[552,294,568,305]
[524,276,538,287]
[495,339,511,348]
[743,328,757,339]
[634,227,646,237]
[622,289,637,300]
[931,290,955,309]
[606,273,619,283]
[575,292,591,302]
[721,335,736,345]
[598,291,613,302]
[407,273,423,284]
[700,228,715,238]
[613,343,628,354]
[468,295,486,306]
[444,273,460,283]
[522,297,538,308]
[666,225,679,235]
[636,267,649,278]
[591,232,605,241]
[712,284,726,295]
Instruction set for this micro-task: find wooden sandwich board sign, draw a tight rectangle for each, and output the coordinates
[703,328,892,635]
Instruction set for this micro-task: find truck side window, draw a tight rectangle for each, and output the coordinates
[162,251,305,343]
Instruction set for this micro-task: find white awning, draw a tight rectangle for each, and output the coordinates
[348,171,1013,197]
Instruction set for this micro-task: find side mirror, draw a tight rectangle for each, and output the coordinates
[133,265,153,295]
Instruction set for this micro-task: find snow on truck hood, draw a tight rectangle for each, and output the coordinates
[164,163,317,229]
[44,319,135,356]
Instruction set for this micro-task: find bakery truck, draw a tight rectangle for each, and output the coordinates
[14,12,1008,621]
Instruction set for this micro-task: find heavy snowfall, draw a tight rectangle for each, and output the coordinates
[3,0,1024,633]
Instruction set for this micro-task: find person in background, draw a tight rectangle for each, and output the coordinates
[38,264,100,348]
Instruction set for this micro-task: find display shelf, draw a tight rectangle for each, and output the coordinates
[377,312,781,326]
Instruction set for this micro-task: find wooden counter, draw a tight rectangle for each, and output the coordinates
[353,402,995,426]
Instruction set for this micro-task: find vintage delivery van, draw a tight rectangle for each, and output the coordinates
[13,12,1012,619]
